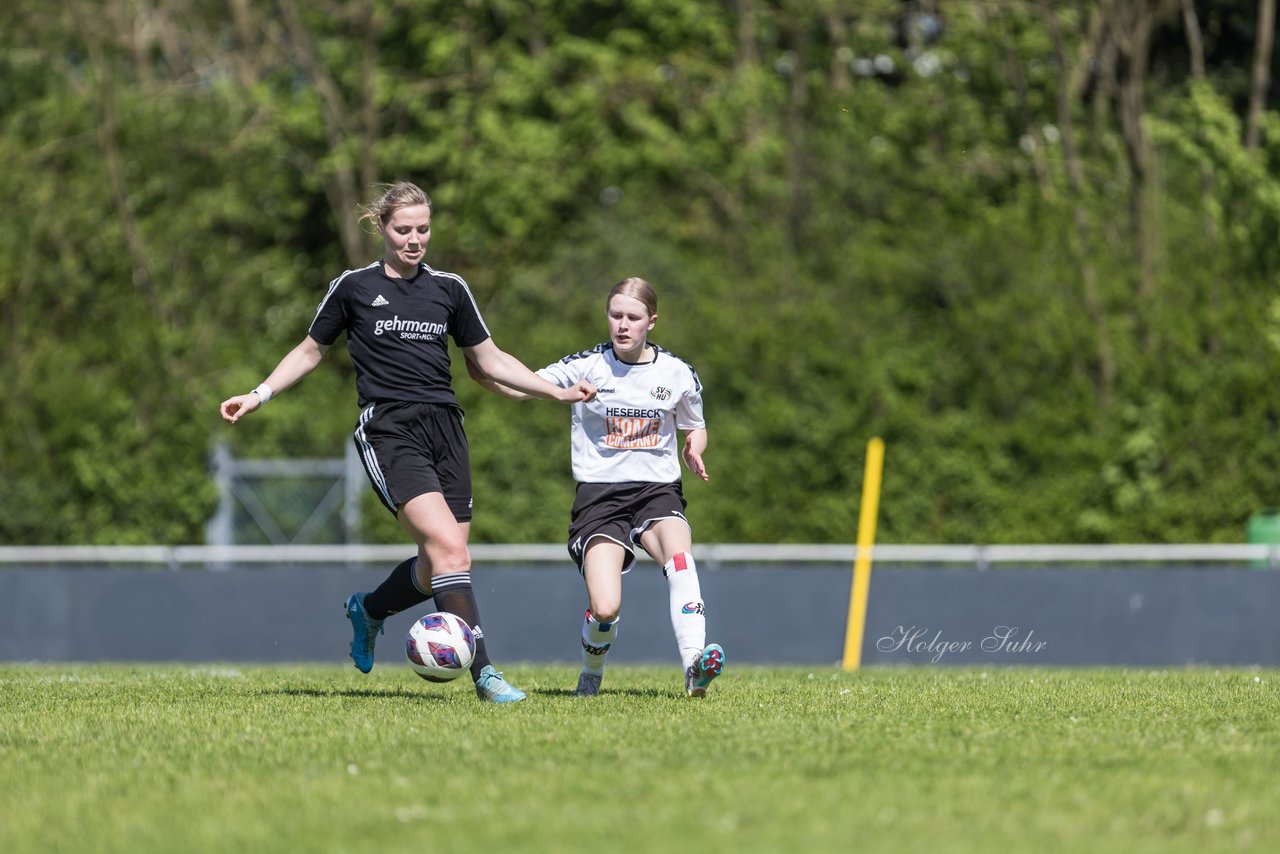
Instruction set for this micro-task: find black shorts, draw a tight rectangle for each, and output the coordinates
[567,481,689,574]
[353,401,472,521]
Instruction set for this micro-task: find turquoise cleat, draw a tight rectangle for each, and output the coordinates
[685,643,725,698]
[344,592,384,674]
[474,665,527,703]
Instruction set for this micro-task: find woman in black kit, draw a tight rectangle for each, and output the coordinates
[220,181,595,702]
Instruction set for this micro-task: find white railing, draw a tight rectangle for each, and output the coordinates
[0,543,1277,570]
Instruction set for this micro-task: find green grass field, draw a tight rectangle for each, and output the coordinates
[2,664,1276,853]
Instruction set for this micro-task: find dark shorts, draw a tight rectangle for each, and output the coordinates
[353,401,472,521]
[567,481,689,574]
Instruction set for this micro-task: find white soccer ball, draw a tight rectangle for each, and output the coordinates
[405,611,476,682]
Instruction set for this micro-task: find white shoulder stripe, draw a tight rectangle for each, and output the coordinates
[425,263,490,338]
[312,261,380,323]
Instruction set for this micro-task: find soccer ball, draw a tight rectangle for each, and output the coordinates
[405,611,476,683]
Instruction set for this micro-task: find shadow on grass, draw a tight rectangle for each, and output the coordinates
[275,686,448,701]
[531,686,671,699]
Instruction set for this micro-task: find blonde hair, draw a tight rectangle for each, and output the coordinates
[359,181,432,227]
[606,277,657,316]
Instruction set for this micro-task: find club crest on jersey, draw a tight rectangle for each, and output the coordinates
[650,386,672,401]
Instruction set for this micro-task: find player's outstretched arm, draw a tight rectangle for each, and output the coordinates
[219,336,330,423]
[464,352,530,400]
[464,339,595,404]
[682,429,709,481]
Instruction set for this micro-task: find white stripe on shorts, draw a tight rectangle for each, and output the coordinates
[354,403,395,509]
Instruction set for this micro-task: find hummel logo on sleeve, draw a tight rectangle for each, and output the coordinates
[372,294,389,307]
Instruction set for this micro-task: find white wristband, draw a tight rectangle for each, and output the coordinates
[251,382,274,404]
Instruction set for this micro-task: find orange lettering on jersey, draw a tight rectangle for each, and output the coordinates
[605,417,662,448]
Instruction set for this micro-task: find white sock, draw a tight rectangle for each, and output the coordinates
[581,611,618,675]
[664,552,705,670]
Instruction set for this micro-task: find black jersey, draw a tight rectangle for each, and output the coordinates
[309,261,491,407]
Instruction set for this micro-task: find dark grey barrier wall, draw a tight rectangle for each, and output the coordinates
[2,564,1278,666]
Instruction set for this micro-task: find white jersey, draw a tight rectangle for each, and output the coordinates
[538,343,705,484]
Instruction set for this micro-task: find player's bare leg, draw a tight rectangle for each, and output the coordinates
[400,492,524,703]
[576,540,626,696]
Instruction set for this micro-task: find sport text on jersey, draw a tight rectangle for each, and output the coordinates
[374,315,447,341]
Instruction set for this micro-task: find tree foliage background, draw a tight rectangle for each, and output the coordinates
[1,0,1278,546]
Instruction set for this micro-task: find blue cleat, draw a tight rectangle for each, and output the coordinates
[344,592,384,674]
[685,643,724,698]
[474,665,526,703]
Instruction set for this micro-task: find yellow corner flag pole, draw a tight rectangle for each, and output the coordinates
[843,437,885,671]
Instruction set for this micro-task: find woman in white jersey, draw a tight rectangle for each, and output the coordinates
[471,277,724,698]
[219,181,595,703]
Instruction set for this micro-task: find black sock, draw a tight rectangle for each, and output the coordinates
[363,557,431,620]
[430,572,492,678]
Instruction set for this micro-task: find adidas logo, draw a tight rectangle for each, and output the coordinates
[372,294,389,307]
